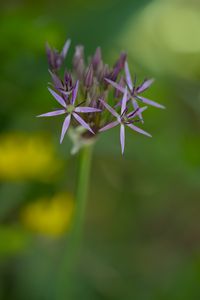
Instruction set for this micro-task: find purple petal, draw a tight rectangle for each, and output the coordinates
[71,80,79,105]
[105,78,126,94]
[48,87,67,108]
[73,113,94,134]
[121,87,128,115]
[115,91,131,108]
[132,99,144,123]
[99,120,119,132]
[61,39,71,58]
[84,64,94,88]
[49,70,63,89]
[120,124,125,155]
[58,89,72,96]
[127,123,152,137]
[37,109,66,117]
[74,107,101,113]
[127,106,147,119]
[137,78,154,93]
[115,76,125,98]
[92,47,102,69]
[60,114,71,143]
[136,96,165,109]
[114,52,127,70]
[99,98,119,118]
[125,61,133,91]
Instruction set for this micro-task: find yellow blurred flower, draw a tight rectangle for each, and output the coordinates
[21,193,74,237]
[0,132,61,181]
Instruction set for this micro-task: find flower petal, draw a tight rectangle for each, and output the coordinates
[120,124,125,155]
[49,70,63,89]
[60,114,71,143]
[121,87,128,115]
[105,78,126,94]
[71,80,79,105]
[73,113,94,134]
[131,99,144,123]
[127,123,152,137]
[48,87,67,108]
[37,109,66,117]
[99,98,119,118]
[61,39,71,58]
[74,107,101,113]
[137,78,154,93]
[127,106,147,119]
[136,95,165,109]
[58,89,72,96]
[125,61,133,91]
[99,120,119,132]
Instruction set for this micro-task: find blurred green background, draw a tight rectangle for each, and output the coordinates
[0,0,200,299]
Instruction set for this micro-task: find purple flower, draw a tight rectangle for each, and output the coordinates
[105,61,165,110]
[37,81,101,143]
[99,88,151,154]
[38,38,165,154]
[46,39,71,71]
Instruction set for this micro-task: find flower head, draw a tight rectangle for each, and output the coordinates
[37,39,164,154]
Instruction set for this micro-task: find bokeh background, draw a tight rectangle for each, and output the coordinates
[0,0,200,299]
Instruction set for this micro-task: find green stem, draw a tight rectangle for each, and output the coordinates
[74,144,93,242]
[57,144,93,299]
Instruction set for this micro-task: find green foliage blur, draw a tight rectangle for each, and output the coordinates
[0,0,200,299]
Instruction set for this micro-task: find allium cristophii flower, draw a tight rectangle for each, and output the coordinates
[99,88,151,154]
[37,81,101,143]
[38,39,165,154]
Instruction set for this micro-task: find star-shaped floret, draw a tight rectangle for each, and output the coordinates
[37,81,101,143]
[99,88,151,154]
[105,61,165,118]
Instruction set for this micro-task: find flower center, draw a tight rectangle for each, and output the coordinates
[121,115,129,124]
[66,104,75,114]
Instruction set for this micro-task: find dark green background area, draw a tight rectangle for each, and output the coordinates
[0,0,200,299]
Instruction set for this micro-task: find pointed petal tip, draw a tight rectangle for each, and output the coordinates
[62,39,71,57]
[60,135,65,144]
[136,95,166,110]
[143,131,152,138]
[155,103,166,109]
